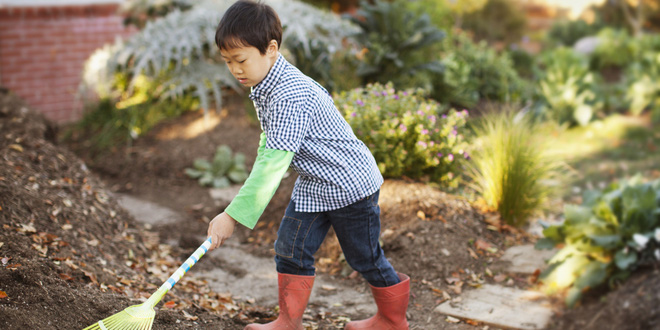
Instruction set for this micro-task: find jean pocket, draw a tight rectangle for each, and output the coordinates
[275,216,302,258]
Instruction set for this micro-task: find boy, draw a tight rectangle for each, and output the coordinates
[207,1,409,329]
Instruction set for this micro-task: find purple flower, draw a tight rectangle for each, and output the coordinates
[394,95,400,100]
[421,129,429,135]
[452,129,457,136]
[382,91,388,96]
[437,153,443,157]
[351,112,357,117]
[464,152,470,160]
[399,124,407,133]
[427,115,436,124]
[356,99,364,106]
[442,114,447,119]
[462,109,469,116]
[402,91,409,96]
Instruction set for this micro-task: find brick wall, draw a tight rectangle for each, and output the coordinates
[0,3,136,123]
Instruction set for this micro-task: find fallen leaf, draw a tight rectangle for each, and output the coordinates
[416,210,426,220]
[9,144,23,152]
[465,319,480,326]
[19,223,37,234]
[0,290,7,299]
[7,263,21,270]
[467,247,479,259]
[164,301,177,309]
[182,310,198,321]
[321,285,336,291]
[83,270,98,285]
[445,277,461,284]
[475,239,492,251]
[62,224,72,230]
[445,316,461,323]
[493,274,507,283]
[59,273,74,281]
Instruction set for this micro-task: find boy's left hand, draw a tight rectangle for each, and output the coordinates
[207,212,237,250]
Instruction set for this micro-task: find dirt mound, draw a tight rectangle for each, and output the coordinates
[0,91,239,329]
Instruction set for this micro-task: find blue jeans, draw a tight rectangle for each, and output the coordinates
[274,190,400,288]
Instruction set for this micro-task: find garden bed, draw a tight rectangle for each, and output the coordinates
[1,90,658,329]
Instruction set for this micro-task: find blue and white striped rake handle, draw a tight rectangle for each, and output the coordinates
[145,237,213,307]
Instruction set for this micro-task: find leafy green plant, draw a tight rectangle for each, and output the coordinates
[625,50,660,116]
[462,0,527,45]
[546,18,602,47]
[432,32,526,108]
[536,176,660,307]
[334,82,468,188]
[343,0,445,88]
[589,28,635,70]
[73,72,197,151]
[535,47,602,126]
[82,0,358,112]
[465,109,565,227]
[185,145,248,188]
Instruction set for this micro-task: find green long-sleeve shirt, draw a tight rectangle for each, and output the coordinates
[225,133,294,229]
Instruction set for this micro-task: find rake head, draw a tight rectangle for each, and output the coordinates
[84,302,155,330]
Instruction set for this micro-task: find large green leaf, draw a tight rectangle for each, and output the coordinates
[614,249,637,270]
[588,234,622,249]
[573,261,608,290]
[564,204,592,225]
[192,158,211,171]
[535,237,557,250]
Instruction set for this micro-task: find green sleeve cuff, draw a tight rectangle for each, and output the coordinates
[225,143,294,229]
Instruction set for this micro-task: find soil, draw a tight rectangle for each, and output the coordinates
[1,89,659,329]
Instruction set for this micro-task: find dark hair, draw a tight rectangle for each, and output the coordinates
[215,0,282,54]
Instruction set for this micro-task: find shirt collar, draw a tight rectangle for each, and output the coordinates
[250,53,286,102]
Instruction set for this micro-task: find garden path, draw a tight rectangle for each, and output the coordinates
[116,190,555,329]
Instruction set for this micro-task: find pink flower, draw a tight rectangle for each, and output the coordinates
[448,154,454,161]
[399,124,407,132]
[356,99,364,106]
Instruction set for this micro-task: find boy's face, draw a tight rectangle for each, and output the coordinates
[220,40,278,88]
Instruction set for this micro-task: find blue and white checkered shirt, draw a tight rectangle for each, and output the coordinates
[250,54,383,213]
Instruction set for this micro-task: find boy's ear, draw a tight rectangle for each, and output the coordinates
[267,40,278,56]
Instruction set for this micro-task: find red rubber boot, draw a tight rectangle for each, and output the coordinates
[244,273,315,330]
[345,273,410,330]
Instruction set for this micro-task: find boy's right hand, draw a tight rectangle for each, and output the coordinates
[207,212,237,250]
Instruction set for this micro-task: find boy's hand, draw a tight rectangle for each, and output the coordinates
[207,212,237,250]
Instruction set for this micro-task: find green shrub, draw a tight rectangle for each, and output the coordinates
[74,73,197,151]
[625,49,660,116]
[185,145,248,188]
[335,83,468,188]
[590,28,635,70]
[535,47,602,126]
[432,32,526,108]
[465,110,565,227]
[536,176,660,307]
[462,0,527,45]
[547,18,602,47]
[343,0,445,88]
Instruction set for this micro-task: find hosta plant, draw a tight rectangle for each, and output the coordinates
[335,82,468,188]
[185,145,249,188]
[535,47,601,127]
[536,176,660,307]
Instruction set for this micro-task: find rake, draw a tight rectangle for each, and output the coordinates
[83,237,213,330]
